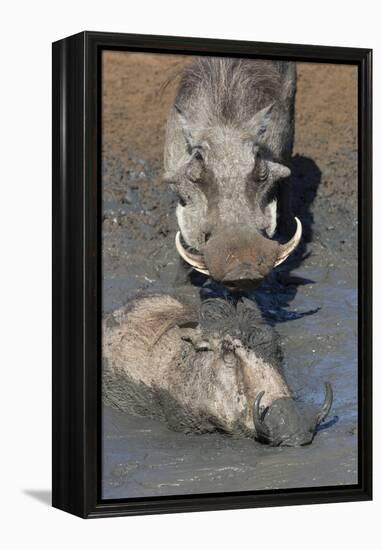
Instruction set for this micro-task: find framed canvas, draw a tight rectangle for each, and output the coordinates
[52,31,372,518]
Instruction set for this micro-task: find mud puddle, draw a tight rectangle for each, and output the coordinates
[102,260,357,498]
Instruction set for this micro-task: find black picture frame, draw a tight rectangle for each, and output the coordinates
[52,31,372,518]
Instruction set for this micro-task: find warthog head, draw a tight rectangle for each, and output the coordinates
[167,104,302,290]
[179,298,332,445]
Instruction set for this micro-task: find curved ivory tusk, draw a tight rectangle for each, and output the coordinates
[253,391,265,426]
[253,391,270,441]
[274,217,302,267]
[316,382,333,425]
[175,232,210,275]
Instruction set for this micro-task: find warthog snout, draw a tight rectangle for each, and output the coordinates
[175,217,302,290]
[253,383,333,447]
[204,227,279,290]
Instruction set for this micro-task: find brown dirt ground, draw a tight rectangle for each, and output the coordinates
[102,51,357,200]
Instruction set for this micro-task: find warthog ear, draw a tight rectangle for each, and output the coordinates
[248,102,275,137]
[267,160,291,181]
[175,104,194,151]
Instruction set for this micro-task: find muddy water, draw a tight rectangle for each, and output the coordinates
[101,55,358,499]
[102,258,357,498]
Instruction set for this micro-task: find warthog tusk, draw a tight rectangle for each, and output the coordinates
[274,217,302,267]
[253,391,270,442]
[175,232,210,275]
[176,219,301,277]
[316,382,333,425]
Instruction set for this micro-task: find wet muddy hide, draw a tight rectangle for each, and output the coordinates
[103,296,332,446]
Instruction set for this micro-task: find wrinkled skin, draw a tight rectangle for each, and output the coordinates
[164,58,298,289]
[103,296,332,446]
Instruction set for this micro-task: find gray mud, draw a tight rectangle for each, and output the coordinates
[101,163,358,498]
[101,55,358,498]
[102,263,357,498]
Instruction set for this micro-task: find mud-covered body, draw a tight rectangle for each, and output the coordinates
[103,296,331,445]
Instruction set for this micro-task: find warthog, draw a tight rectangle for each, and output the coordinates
[164,57,301,290]
[103,295,332,446]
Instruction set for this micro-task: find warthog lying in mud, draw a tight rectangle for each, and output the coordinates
[164,57,302,290]
[103,295,332,446]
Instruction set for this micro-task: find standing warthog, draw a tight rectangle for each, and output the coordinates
[103,296,332,446]
[164,57,301,290]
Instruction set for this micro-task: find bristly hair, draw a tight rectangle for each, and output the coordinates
[175,57,296,126]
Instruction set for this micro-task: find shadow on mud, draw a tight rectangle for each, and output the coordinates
[290,154,322,246]
[191,155,322,325]
[316,415,339,432]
